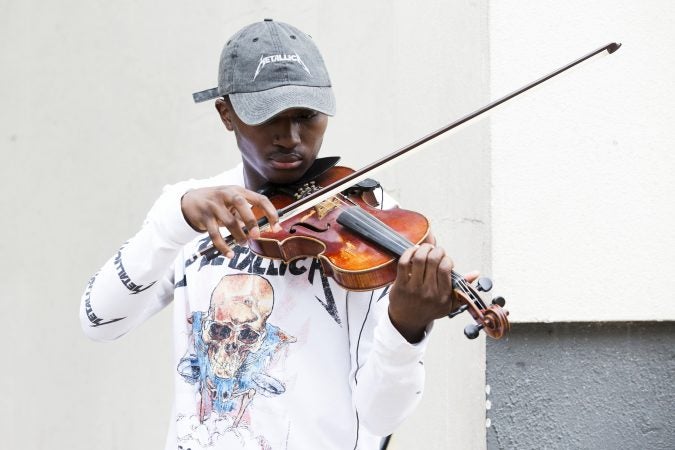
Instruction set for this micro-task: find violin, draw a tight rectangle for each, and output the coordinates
[256,164,510,340]
[188,42,622,340]
[191,160,510,340]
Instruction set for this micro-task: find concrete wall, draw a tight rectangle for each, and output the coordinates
[487,323,675,449]
[0,1,490,448]
[487,2,675,448]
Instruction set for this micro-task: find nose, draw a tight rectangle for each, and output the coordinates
[273,118,301,149]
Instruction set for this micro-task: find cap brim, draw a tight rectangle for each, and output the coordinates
[229,85,335,125]
[192,87,221,103]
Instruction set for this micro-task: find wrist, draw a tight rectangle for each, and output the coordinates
[387,305,428,344]
[180,191,206,232]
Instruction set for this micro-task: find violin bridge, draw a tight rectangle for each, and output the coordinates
[292,181,341,220]
[315,197,342,219]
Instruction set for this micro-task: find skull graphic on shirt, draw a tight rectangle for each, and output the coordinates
[201,274,274,378]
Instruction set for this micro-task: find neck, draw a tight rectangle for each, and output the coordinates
[242,168,267,192]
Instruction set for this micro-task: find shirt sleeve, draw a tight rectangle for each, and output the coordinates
[347,286,433,437]
[344,187,433,436]
[79,181,201,341]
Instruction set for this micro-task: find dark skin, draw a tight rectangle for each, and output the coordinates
[181,97,478,343]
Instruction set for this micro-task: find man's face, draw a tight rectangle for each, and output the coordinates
[217,99,329,190]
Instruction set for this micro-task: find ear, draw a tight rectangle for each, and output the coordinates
[215,98,235,131]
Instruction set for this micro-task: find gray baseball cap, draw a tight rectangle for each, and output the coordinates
[192,19,336,125]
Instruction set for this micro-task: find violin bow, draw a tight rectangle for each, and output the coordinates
[273,42,621,222]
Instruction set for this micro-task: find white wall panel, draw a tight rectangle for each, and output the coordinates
[490,1,675,322]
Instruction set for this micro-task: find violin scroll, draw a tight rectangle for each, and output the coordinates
[449,275,510,340]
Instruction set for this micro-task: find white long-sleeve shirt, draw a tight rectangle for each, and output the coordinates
[80,163,429,450]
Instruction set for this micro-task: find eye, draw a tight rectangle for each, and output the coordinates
[296,110,318,121]
[209,323,231,340]
[238,327,260,344]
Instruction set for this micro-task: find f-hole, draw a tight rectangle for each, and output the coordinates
[289,222,331,234]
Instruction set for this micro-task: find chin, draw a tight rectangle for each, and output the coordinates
[266,166,309,186]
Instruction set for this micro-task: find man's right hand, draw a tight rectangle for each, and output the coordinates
[181,186,281,258]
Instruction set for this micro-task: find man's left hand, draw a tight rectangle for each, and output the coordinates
[388,243,479,343]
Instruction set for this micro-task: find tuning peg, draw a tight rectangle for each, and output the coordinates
[448,304,469,318]
[476,277,493,292]
[464,323,484,339]
[491,296,506,307]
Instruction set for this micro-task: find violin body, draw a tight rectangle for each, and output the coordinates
[248,166,430,291]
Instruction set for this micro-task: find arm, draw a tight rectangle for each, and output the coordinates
[79,182,199,341]
[350,236,479,436]
[79,179,282,342]
[349,291,430,437]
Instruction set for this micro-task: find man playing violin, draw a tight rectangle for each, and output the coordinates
[81,19,475,450]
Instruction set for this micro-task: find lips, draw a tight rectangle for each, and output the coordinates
[269,153,303,170]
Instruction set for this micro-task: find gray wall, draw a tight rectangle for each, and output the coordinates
[487,322,675,450]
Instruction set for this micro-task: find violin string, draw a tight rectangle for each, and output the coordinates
[451,273,473,297]
[452,272,488,310]
[451,272,479,300]
[340,206,412,254]
[349,207,413,253]
[329,193,414,253]
[334,194,417,251]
